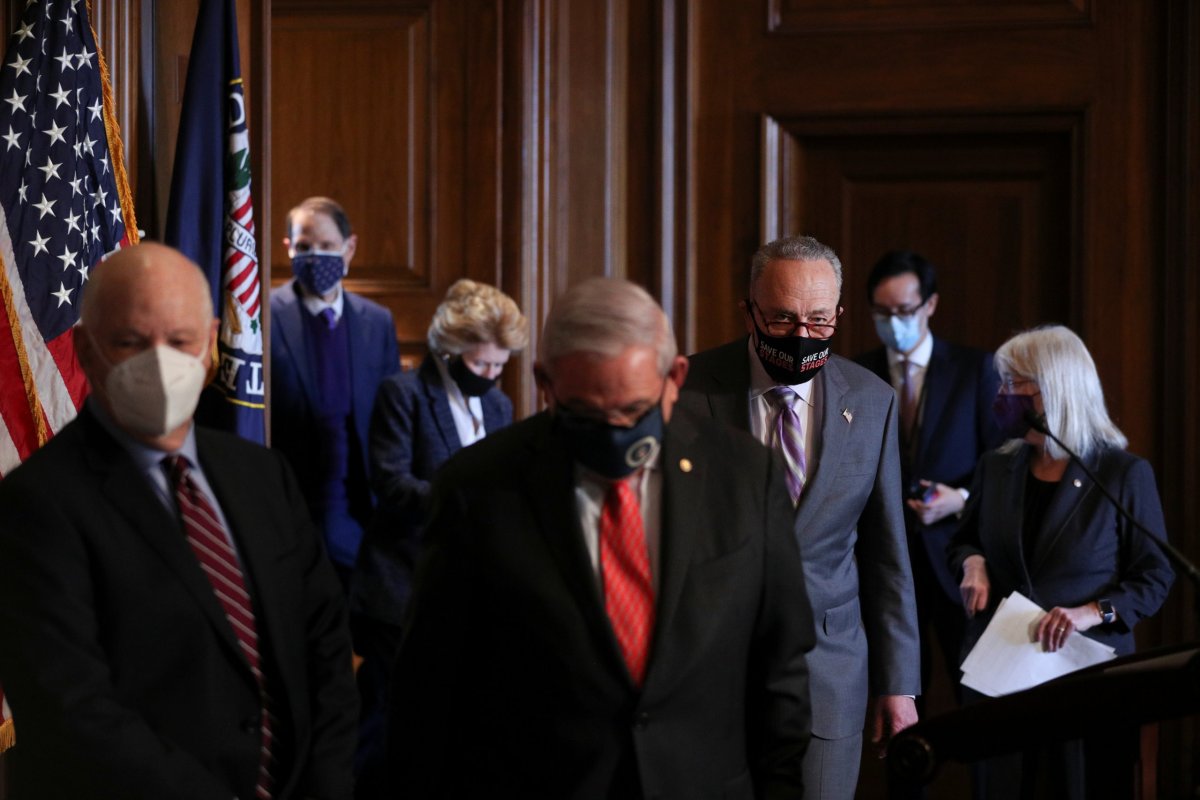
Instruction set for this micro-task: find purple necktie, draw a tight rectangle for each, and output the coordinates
[769,386,806,505]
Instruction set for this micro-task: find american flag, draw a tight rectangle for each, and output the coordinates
[0,0,136,480]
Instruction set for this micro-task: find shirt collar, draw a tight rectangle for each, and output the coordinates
[88,397,200,470]
[298,281,345,320]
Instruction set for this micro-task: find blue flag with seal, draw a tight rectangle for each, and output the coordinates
[164,0,264,443]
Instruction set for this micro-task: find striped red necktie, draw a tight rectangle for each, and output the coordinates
[164,455,275,799]
[599,476,655,687]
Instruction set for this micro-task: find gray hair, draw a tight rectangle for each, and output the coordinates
[750,235,843,294]
[539,277,676,376]
[995,325,1127,460]
[427,279,529,356]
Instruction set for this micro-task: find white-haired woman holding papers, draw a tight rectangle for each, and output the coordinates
[947,324,1173,800]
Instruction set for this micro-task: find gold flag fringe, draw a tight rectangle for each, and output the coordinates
[87,0,139,246]
[0,717,14,753]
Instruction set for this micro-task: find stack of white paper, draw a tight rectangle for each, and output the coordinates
[960,591,1117,697]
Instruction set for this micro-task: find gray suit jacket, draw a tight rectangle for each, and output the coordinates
[678,339,920,738]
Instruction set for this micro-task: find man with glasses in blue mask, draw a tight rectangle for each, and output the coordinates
[678,235,920,800]
[269,196,400,589]
[390,277,816,798]
[854,251,1001,770]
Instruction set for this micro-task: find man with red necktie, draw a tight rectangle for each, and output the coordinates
[0,243,358,799]
[391,277,815,799]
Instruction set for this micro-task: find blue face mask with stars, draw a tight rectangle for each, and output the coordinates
[291,250,346,296]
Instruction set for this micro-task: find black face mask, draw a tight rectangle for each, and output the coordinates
[555,402,664,480]
[750,319,831,385]
[448,356,497,397]
[992,393,1038,439]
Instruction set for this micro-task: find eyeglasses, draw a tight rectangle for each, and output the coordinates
[748,300,842,339]
[870,297,929,322]
[999,376,1038,392]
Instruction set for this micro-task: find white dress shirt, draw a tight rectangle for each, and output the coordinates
[433,355,487,446]
[573,452,662,594]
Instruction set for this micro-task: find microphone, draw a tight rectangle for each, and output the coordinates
[1023,409,1200,616]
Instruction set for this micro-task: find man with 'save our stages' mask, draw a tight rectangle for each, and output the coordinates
[677,235,921,800]
[0,243,358,799]
[269,196,400,589]
[389,277,816,798]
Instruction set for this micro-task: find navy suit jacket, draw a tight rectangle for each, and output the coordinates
[269,281,400,533]
[0,406,359,800]
[391,409,814,798]
[677,341,920,739]
[855,337,1002,603]
[350,354,513,625]
[947,444,1174,656]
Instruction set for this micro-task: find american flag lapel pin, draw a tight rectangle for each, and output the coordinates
[842,408,853,425]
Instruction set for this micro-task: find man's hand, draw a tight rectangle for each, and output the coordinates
[959,555,990,618]
[905,480,965,525]
[869,695,919,758]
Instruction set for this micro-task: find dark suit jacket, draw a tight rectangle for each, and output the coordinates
[350,354,514,626]
[269,281,400,532]
[0,407,359,800]
[947,444,1175,656]
[390,409,816,799]
[677,340,920,739]
[855,338,1002,603]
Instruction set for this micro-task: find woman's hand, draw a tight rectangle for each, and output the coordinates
[959,555,990,618]
[1034,604,1102,652]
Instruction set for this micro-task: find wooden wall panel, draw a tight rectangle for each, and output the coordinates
[769,0,1090,33]
[762,118,1074,359]
[270,0,503,375]
[271,4,431,292]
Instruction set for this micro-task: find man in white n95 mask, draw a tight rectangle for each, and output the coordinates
[0,242,358,800]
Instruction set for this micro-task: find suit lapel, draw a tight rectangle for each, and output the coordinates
[275,286,319,410]
[918,338,952,463]
[520,419,623,673]
[481,392,509,432]
[82,416,252,677]
[198,433,291,692]
[343,294,375,424]
[419,358,463,453]
[997,448,1030,579]
[1030,456,1095,575]
[702,341,752,431]
[793,361,850,532]
[650,419,701,682]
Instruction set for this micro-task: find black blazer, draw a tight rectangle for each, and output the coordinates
[947,444,1175,656]
[350,354,514,626]
[390,409,816,799]
[0,406,359,800]
[856,338,1002,603]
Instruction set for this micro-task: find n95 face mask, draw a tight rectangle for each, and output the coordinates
[104,344,208,437]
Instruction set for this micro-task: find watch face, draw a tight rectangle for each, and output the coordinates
[1099,599,1115,623]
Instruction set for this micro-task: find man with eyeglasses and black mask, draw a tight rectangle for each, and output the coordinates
[678,235,920,800]
[853,250,1001,795]
[389,277,816,799]
[270,196,400,590]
